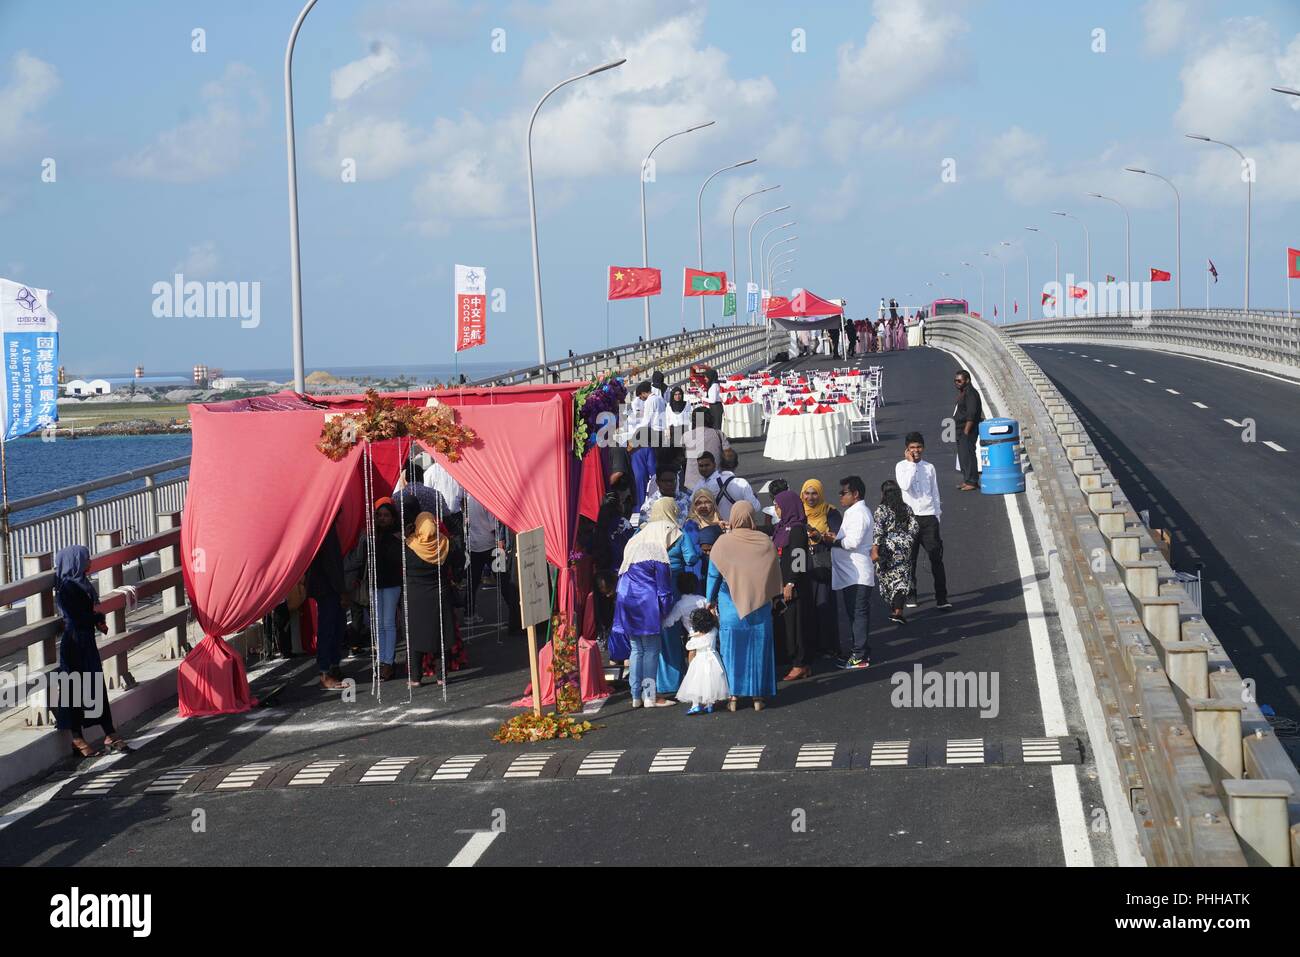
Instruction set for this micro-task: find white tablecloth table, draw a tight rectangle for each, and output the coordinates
[763,409,851,461]
[722,400,764,438]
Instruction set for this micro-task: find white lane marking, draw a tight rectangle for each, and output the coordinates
[144,767,207,794]
[360,757,415,783]
[1022,738,1064,763]
[1165,388,1180,395]
[289,760,344,786]
[576,750,625,776]
[216,764,276,789]
[721,745,765,770]
[1264,441,1287,452]
[795,743,837,768]
[1093,358,1102,363]
[1192,402,1208,409]
[447,831,499,867]
[73,769,133,796]
[1107,364,1117,368]
[1124,370,1135,375]
[1051,764,1095,866]
[945,739,985,765]
[503,753,554,779]
[869,740,910,767]
[1143,378,1156,383]
[648,747,694,772]
[1223,418,1243,427]
[432,755,486,781]
[1002,496,1069,737]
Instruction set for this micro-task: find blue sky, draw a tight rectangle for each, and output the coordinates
[2,0,1299,376]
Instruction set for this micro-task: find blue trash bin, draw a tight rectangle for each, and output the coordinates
[979,418,1024,494]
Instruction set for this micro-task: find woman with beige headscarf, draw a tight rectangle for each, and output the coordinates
[404,512,460,688]
[704,501,783,711]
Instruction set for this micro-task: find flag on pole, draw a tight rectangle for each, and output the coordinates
[1208,259,1218,283]
[1069,285,1088,299]
[0,279,60,440]
[1105,274,1116,283]
[993,305,998,318]
[1013,300,1018,314]
[723,280,736,317]
[454,265,487,352]
[1150,268,1171,282]
[683,268,727,296]
[1287,248,1300,279]
[1041,292,1056,306]
[607,266,662,300]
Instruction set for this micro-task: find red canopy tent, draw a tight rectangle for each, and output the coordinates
[177,384,604,716]
[766,288,846,333]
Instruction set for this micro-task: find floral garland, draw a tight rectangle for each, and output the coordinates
[493,713,595,744]
[316,388,476,461]
[550,615,582,714]
[572,372,626,459]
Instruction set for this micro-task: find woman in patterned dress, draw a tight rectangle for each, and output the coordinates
[872,479,920,626]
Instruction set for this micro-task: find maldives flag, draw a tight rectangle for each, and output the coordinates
[1069,285,1088,299]
[1150,268,1171,282]
[683,268,727,296]
[1041,292,1056,306]
[608,266,661,300]
[1288,247,1300,279]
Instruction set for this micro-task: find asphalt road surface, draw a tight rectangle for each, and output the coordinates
[1025,344,1300,758]
[0,347,1117,867]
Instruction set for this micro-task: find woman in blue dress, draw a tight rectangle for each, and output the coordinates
[680,488,720,587]
[705,502,783,711]
[650,498,698,697]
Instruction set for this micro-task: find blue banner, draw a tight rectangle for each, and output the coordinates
[1,280,60,441]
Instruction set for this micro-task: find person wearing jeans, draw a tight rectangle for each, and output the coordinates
[628,632,665,706]
[895,432,951,610]
[830,475,875,669]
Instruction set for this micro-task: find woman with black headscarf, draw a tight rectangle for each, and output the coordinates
[772,490,818,681]
[873,479,920,625]
[53,545,131,757]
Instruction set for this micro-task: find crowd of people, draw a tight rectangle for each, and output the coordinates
[575,367,983,713]
[786,297,919,360]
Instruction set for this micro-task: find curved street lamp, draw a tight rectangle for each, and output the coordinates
[639,120,715,339]
[728,185,779,325]
[960,261,983,317]
[1025,226,1059,318]
[764,234,798,294]
[1185,134,1250,310]
[284,0,319,394]
[1051,210,1090,312]
[696,159,758,328]
[1125,167,1182,309]
[1087,191,1131,293]
[758,221,796,294]
[527,58,627,375]
[746,206,792,321]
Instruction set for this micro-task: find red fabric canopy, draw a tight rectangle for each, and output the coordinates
[766,288,843,318]
[178,384,602,716]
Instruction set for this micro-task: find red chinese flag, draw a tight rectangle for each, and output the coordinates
[1288,247,1300,279]
[683,268,727,296]
[1069,285,1088,299]
[607,266,662,300]
[1150,268,1171,282]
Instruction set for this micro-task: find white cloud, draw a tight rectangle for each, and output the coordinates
[977,126,1047,181]
[0,52,58,162]
[331,41,399,101]
[836,0,969,110]
[115,63,267,183]
[809,174,860,224]
[1173,18,1295,142]
[173,240,219,278]
[825,114,950,165]
[1142,0,1202,56]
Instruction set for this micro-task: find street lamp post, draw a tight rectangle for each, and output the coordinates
[640,120,715,339]
[986,250,1007,323]
[1087,192,1131,298]
[528,58,626,375]
[1024,226,1059,318]
[765,237,798,294]
[1125,167,1182,309]
[1051,210,1090,315]
[1001,240,1029,322]
[746,205,791,325]
[961,261,983,317]
[769,252,796,289]
[284,0,319,395]
[729,185,779,326]
[1186,134,1251,311]
[696,158,758,328]
[758,222,796,296]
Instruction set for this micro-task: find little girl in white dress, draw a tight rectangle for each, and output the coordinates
[676,607,729,715]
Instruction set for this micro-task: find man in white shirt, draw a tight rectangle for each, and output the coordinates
[463,495,505,623]
[626,380,666,510]
[830,474,874,669]
[692,449,761,522]
[895,431,950,610]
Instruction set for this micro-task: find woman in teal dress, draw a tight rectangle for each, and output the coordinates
[705,502,783,711]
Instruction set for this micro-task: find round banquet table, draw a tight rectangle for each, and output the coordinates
[721,400,764,439]
[762,408,851,461]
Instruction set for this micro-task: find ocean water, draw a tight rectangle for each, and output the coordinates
[93,361,526,385]
[5,433,192,512]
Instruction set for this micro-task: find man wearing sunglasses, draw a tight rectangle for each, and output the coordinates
[953,370,983,491]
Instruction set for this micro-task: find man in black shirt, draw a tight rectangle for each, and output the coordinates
[953,370,983,490]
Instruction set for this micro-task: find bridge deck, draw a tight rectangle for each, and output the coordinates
[0,347,1116,866]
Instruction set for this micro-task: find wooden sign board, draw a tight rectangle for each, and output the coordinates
[515,527,550,628]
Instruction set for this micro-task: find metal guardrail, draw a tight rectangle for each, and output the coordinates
[0,456,189,584]
[926,315,1299,866]
[1002,310,1300,378]
[0,512,190,726]
[469,324,773,387]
